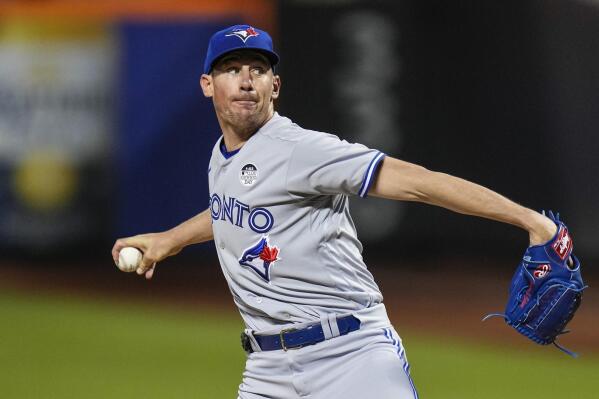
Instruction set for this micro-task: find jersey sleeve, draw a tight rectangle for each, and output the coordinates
[285,132,385,198]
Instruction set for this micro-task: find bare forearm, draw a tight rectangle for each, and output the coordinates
[167,208,214,249]
[370,158,556,244]
[410,170,536,229]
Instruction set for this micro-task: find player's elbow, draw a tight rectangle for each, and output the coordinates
[397,164,436,203]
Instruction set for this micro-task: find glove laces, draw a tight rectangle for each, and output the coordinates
[481,313,579,357]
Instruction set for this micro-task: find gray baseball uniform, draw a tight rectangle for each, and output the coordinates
[208,113,418,399]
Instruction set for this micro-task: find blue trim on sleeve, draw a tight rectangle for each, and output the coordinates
[358,152,386,198]
[220,137,241,159]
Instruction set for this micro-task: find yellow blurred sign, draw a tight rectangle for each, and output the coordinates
[0,18,114,247]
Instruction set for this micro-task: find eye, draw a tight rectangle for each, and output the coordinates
[226,66,240,74]
[251,66,266,75]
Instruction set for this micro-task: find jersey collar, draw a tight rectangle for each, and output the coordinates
[219,137,241,159]
[218,113,281,160]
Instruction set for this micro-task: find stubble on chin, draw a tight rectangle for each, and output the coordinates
[221,107,270,137]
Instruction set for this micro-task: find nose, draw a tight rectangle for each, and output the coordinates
[239,66,253,91]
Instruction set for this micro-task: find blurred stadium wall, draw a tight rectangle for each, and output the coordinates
[0,0,597,265]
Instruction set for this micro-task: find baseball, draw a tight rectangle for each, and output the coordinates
[117,247,143,272]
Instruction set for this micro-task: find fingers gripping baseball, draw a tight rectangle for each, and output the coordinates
[112,232,180,279]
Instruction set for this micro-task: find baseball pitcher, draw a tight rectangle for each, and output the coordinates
[112,25,584,399]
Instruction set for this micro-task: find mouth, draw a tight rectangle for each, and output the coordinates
[232,95,258,104]
[233,100,257,106]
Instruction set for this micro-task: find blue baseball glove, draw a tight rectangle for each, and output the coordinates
[484,211,586,356]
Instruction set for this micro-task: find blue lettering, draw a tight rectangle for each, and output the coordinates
[210,194,221,220]
[235,201,250,227]
[249,208,274,233]
[221,195,235,223]
[209,193,274,233]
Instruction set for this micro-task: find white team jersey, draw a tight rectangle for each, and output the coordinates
[208,113,386,331]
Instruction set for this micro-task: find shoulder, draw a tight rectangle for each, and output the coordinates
[257,113,341,148]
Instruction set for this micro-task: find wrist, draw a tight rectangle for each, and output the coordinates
[526,210,557,246]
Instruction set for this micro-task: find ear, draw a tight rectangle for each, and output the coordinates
[200,74,213,97]
[271,74,281,100]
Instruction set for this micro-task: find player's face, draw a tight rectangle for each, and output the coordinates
[201,51,280,135]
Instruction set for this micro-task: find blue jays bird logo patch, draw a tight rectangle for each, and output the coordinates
[226,27,260,43]
[239,236,280,282]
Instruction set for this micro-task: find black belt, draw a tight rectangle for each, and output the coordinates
[241,315,361,353]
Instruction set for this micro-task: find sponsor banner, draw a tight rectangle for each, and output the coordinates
[0,20,115,251]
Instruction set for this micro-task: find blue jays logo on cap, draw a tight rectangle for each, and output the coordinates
[226,26,260,43]
[239,235,281,282]
[203,24,280,74]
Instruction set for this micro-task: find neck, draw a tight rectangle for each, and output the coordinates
[219,108,275,152]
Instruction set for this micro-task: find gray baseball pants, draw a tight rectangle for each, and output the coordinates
[237,304,418,399]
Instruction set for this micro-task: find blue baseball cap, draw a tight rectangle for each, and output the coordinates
[203,24,280,74]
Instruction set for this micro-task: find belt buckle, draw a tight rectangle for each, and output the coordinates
[279,328,298,351]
